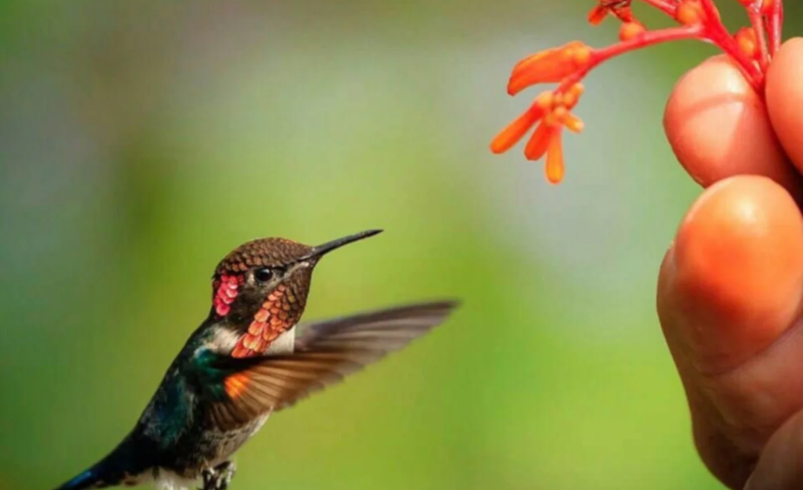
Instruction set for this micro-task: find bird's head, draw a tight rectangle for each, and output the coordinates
[209,230,382,355]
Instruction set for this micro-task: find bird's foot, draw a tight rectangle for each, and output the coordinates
[200,461,236,490]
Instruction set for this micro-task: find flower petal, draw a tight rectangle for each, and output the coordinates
[524,122,557,161]
[545,130,565,184]
[490,103,546,154]
[619,22,645,42]
[588,5,609,25]
[563,113,585,133]
[735,27,758,59]
[507,41,592,95]
[588,1,635,25]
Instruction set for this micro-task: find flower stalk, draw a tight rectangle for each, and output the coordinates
[491,0,786,184]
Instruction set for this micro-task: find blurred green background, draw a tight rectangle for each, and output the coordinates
[2,1,801,489]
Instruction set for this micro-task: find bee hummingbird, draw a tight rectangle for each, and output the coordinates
[54,229,459,490]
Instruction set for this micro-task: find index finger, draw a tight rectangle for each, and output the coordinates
[663,53,801,198]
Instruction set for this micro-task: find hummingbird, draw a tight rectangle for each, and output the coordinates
[54,229,459,490]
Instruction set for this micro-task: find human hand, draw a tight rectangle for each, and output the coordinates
[658,38,803,490]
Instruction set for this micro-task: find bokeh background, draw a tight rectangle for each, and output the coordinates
[3,2,802,489]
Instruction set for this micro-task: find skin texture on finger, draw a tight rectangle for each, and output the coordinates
[766,38,803,173]
[663,55,801,200]
[657,176,803,489]
[744,408,803,490]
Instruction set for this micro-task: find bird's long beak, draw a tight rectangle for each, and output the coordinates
[299,229,383,262]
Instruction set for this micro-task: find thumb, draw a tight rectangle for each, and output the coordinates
[745,408,803,490]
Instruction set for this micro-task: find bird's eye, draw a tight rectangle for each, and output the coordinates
[254,267,274,283]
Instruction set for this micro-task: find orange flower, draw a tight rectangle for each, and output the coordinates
[491,85,585,184]
[489,93,551,154]
[588,1,635,26]
[735,27,758,60]
[675,0,705,25]
[508,41,592,95]
[587,5,609,25]
[491,0,783,184]
[619,22,646,42]
[545,131,564,184]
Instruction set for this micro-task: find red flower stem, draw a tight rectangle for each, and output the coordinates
[748,8,771,70]
[637,0,676,17]
[698,0,721,24]
[767,1,783,56]
[697,0,764,91]
[555,24,705,94]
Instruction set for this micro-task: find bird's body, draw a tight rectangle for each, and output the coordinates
[54,231,459,490]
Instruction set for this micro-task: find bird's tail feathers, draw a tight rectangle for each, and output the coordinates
[53,468,106,490]
[53,438,151,490]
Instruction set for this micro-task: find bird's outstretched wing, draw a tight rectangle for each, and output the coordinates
[203,300,459,430]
